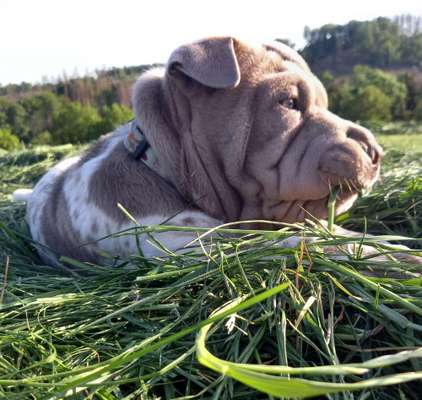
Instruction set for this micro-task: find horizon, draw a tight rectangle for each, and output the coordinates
[1,0,421,86]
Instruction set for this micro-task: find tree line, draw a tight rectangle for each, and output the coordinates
[302,15,422,69]
[1,16,422,150]
[321,66,422,123]
[299,15,422,125]
[0,93,133,150]
[0,66,164,151]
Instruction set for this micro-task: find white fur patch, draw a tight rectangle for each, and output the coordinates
[60,134,126,256]
[27,156,81,245]
[12,188,33,202]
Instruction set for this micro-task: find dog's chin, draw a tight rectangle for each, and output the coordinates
[263,189,359,224]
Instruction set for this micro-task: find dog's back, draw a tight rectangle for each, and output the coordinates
[21,126,188,265]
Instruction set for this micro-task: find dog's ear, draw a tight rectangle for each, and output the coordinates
[167,37,241,89]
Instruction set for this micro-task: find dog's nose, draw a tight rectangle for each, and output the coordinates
[346,125,383,165]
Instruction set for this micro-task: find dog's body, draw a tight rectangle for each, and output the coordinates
[18,37,391,265]
[24,123,220,264]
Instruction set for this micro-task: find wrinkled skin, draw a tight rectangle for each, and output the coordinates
[160,39,383,225]
[243,74,381,223]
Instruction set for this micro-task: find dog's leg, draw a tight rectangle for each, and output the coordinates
[94,210,222,259]
[140,211,222,257]
[265,223,421,265]
[136,219,420,264]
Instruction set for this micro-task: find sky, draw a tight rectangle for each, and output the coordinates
[1,0,421,85]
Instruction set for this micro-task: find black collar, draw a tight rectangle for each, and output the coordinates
[123,120,153,163]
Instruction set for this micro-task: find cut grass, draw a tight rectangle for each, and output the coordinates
[340,151,422,241]
[1,223,421,399]
[0,140,421,399]
[0,145,81,201]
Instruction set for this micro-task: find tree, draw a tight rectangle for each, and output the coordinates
[301,16,422,69]
[370,17,402,66]
[346,85,393,122]
[395,14,422,36]
[402,33,422,65]
[319,71,351,114]
[0,98,28,140]
[20,92,60,143]
[0,128,21,151]
[351,65,407,119]
[399,72,422,117]
[32,131,53,146]
[51,100,101,144]
[321,66,407,122]
[414,96,422,121]
[96,103,133,133]
[326,82,354,117]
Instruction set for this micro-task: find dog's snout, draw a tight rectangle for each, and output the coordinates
[346,125,382,165]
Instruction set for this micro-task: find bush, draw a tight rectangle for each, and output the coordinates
[352,65,407,119]
[0,98,28,141]
[0,128,21,151]
[414,96,422,121]
[20,92,60,143]
[51,100,101,144]
[346,85,393,122]
[31,131,53,145]
[96,103,133,133]
[323,66,408,122]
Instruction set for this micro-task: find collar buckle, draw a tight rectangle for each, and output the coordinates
[124,120,150,161]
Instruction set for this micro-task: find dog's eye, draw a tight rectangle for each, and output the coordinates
[279,97,299,110]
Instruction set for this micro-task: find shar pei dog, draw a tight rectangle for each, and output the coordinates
[13,37,419,265]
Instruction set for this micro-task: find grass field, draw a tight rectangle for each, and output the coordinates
[376,134,422,153]
[0,128,421,399]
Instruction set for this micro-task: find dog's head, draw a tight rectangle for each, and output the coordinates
[133,37,382,223]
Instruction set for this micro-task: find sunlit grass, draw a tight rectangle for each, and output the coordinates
[376,133,422,153]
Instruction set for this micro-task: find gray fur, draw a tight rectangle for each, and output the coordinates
[88,141,188,223]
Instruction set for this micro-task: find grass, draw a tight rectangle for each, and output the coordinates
[0,128,421,399]
[367,121,422,152]
[341,151,422,242]
[376,134,422,153]
[0,145,81,201]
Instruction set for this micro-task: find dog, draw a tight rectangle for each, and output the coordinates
[13,37,419,266]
